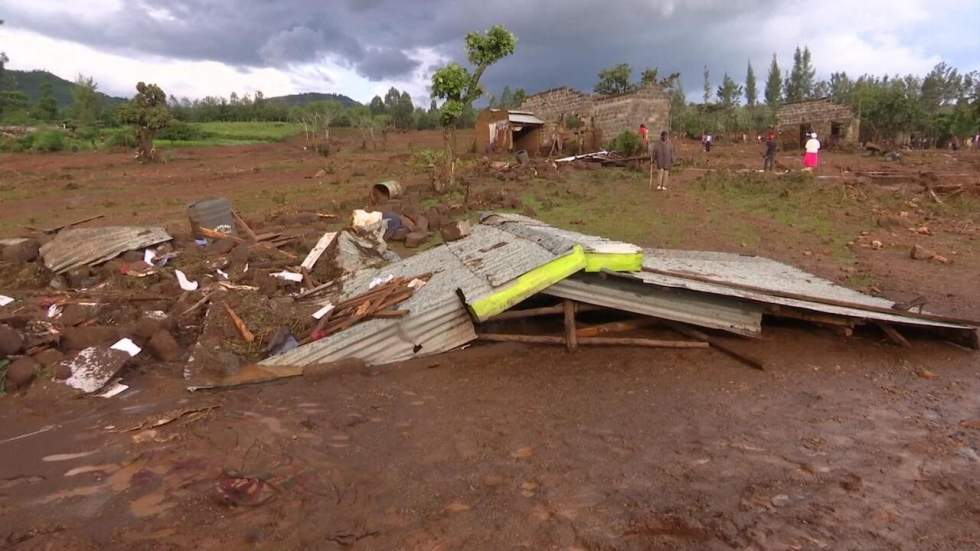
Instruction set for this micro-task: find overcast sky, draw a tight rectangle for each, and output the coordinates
[2,0,978,104]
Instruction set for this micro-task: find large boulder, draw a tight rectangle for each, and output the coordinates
[6,357,39,391]
[0,325,24,356]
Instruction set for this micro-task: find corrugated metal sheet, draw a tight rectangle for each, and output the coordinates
[482,212,641,255]
[631,249,972,330]
[445,224,557,287]
[40,226,173,273]
[543,274,763,337]
[508,113,545,125]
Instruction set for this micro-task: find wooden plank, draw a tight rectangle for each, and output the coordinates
[576,318,658,338]
[488,302,602,321]
[642,267,980,327]
[300,231,337,271]
[563,299,577,351]
[477,333,708,349]
[232,211,259,242]
[666,322,765,371]
[223,303,255,343]
[874,321,911,348]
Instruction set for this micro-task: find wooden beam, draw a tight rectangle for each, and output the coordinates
[563,299,577,352]
[874,321,911,348]
[487,302,601,321]
[232,210,259,242]
[576,318,658,338]
[477,333,708,349]
[665,322,765,371]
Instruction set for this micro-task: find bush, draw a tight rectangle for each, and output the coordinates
[609,130,643,156]
[156,120,208,141]
[32,130,66,152]
[0,133,34,153]
[104,128,137,148]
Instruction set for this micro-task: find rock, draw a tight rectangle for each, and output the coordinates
[916,368,938,380]
[59,304,91,327]
[67,266,99,289]
[52,362,72,380]
[32,348,64,368]
[770,494,791,507]
[910,244,935,260]
[0,324,24,356]
[440,220,472,243]
[132,311,173,340]
[840,473,863,492]
[60,326,120,351]
[426,209,443,231]
[510,447,534,459]
[914,226,932,235]
[932,255,951,264]
[871,240,883,250]
[387,226,409,242]
[48,275,68,290]
[876,215,904,228]
[6,357,39,390]
[410,214,429,233]
[405,231,429,249]
[147,330,181,362]
[2,239,40,263]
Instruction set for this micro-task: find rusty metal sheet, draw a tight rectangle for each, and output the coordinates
[39,226,173,273]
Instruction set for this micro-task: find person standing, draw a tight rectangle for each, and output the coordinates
[652,130,673,191]
[639,123,649,147]
[803,132,820,171]
[763,132,777,172]
[704,132,713,152]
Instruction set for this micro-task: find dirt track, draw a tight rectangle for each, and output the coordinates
[2,134,980,549]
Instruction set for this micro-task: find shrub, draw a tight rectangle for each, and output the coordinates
[32,130,66,152]
[609,130,643,156]
[104,128,137,148]
[0,133,34,153]
[156,120,207,141]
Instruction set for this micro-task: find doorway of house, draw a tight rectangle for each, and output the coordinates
[799,125,811,148]
[831,122,842,146]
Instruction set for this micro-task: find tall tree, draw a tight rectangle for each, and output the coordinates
[785,46,816,102]
[431,25,517,191]
[118,82,172,162]
[394,91,414,130]
[33,80,58,121]
[829,72,852,103]
[640,68,659,86]
[369,95,385,115]
[744,61,757,107]
[71,75,103,127]
[595,63,634,95]
[0,20,8,86]
[716,73,743,109]
[800,46,816,99]
[765,53,782,106]
[703,65,711,104]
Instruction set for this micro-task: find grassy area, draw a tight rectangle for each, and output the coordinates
[156,121,302,148]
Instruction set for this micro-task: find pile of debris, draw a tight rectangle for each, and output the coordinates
[2,200,977,397]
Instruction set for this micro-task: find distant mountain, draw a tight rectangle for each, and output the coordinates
[4,70,127,109]
[266,92,360,108]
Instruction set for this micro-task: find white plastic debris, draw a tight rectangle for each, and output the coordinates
[216,269,229,280]
[47,304,63,319]
[312,303,335,320]
[271,271,303,283]
[0,295,13,307]
[111,338,142,357]
[175,269,199,291]
[352,210,383,232]
[97,381,129,398]
[369,274,395,289]
[408,278,428,290]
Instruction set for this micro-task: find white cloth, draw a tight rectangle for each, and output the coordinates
[804,138,821,154]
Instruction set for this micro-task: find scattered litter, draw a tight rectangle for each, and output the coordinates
[47,304,63,319]
[0,295,14,307]
[195,239,209,247]
[312,303,335,320]
[63,346,136,393]
[408,278,428,290]
[369,274,395,289]
[97,380,129,398]
[175,270,199,291]
[351,209,383,232]
[216,269,229,280]
[111,338,142,357]
[271,271,303,283]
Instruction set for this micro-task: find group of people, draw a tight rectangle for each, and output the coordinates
[638,123,824,191]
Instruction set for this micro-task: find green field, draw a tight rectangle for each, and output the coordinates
[156,121,303,148]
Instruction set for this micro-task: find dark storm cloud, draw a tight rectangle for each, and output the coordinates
[5,0,802,95]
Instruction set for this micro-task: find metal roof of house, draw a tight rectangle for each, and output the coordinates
[508,113,545,125]
[482,213,642,255]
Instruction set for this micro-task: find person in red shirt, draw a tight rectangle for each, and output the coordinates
[639,123,649,147]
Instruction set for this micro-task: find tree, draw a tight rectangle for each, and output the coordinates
[640,68,659,87]
[716,73,743,109]
[383,87,400,111]
[829,72,852,103]
[394,91,415,130]
[765,53,782,106]
[702,65,711,104]
[369,95,385,115]
[431,25,517,191]
[118,82,172,162]
[33,80,58,121]
[292,100,343,154]
[0,20,8,86]
[595,63,634,95]
[745,61,757,107]
[71,75,103,127]
[784,46,815,102]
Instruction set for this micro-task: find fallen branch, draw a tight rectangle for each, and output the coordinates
[224,303,256,343]
[232,210,259,242]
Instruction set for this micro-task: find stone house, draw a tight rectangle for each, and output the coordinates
[517,83,671,153]
[775,98,860,149]
[473,109,546,155]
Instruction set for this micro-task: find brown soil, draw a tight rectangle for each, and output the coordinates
[1,133,979,549]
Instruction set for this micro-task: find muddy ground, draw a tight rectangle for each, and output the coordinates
[1,131,979,549]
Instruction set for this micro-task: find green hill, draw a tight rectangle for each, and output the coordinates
[4,69,126,109]
[266,92,360,108]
